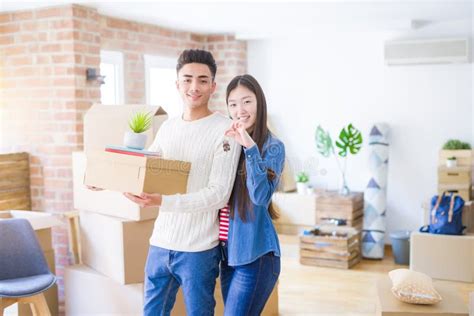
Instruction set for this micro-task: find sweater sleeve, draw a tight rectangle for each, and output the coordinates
[244,139,285,207]
[160,135,241,213]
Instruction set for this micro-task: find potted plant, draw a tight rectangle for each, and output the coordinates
[124,111,153,150]
[295,171,309,194]
[446,156,457,168]
[315,123,363,196]
[440,139,472,167]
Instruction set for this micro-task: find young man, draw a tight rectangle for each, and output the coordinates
[124,49,241,315]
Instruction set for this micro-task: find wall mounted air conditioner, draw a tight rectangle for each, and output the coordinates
[384,38,471,65]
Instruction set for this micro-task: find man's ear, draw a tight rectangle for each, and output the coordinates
[175,79,179,90]
[211,80,217,94]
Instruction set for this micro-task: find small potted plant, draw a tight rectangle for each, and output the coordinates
[124,111,153,150]
[446,156,457,168]
[296,171,309,194]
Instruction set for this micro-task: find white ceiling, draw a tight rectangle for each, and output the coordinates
[1,0,472,38]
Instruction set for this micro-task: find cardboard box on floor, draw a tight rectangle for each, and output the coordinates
[422,200,474,233]
[73,152,158,221]
[80,210,155,285]
[84,151,191,196]
[410,232,474,282]
[469,292,473,316]
[376,277,468,316]
[83,104,168,155]
[65,264,278,316]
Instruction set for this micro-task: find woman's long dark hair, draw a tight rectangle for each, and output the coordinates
[226,74,279,222]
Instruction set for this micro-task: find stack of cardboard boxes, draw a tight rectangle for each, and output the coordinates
[410,149,474,283]
[67,104,279,315]
[67,104,172,315]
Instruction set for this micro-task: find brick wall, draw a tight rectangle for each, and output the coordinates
[0,3,247,311]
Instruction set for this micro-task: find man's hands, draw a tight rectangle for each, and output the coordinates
[123,192,162,207]
[225,121,255,149]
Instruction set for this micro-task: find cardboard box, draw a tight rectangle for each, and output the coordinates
[376,277,468,316]
[80,210,155,284]
[272,192,317,234]
[410,232,474,282]
[65,264,278,316]
[83,104,168,155]
[422,201,473,234]
[84,151,191,196]
[65,265,151,316]
[73,151,158,221]
[0,210,62,251]
[469,292,473,316]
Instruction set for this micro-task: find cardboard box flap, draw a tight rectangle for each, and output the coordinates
[84,104,168,154]
[86,104,166,117]
[0,210,63,230]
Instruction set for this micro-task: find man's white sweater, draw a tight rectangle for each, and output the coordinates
[148,112,241,252]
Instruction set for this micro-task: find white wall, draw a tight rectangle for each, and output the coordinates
[248,21,472,240]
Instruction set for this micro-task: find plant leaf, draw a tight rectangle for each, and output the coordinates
[335,123,363,157]
[315,125,333,157]
[129,111,153,133]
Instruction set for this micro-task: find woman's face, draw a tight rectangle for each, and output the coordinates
[227,85,257,131]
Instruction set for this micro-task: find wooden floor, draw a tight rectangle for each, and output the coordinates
[277,234,474,316]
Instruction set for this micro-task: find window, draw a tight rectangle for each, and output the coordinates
[145,55,181,118]
[100,50,124,105]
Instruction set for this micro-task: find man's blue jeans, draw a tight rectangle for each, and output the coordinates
[144,245,221,316]
[220,248,280,316]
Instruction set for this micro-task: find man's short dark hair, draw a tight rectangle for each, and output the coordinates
[176,49,217,80]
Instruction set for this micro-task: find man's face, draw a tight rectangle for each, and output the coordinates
[176,63,216,110]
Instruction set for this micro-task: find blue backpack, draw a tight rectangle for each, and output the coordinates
[419,192,465,235]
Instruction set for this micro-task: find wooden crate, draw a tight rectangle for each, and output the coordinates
[299,226,361,269]
[0,153,31,211]
[315,191,364,229]
[438,166,472,185]
[316,215,363,230]
[438,184,471,202]
[439,150,473,167]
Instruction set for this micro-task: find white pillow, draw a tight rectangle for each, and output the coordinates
[388,269,442,305]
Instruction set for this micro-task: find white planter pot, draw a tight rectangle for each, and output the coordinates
[296,182,308,195]
[446,159,457,168]
[124,131,147,150]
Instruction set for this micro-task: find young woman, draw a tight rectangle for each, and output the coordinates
[220,74,285,315]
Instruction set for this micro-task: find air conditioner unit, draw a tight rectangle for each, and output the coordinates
[384,38,471,65]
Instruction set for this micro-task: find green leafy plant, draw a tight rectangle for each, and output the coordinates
[296,172,309,183]
[447,156,457,161]
[315,123,363,195]
[442,139,471,150]
[335,124,363,157]
[129,111,153,133]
